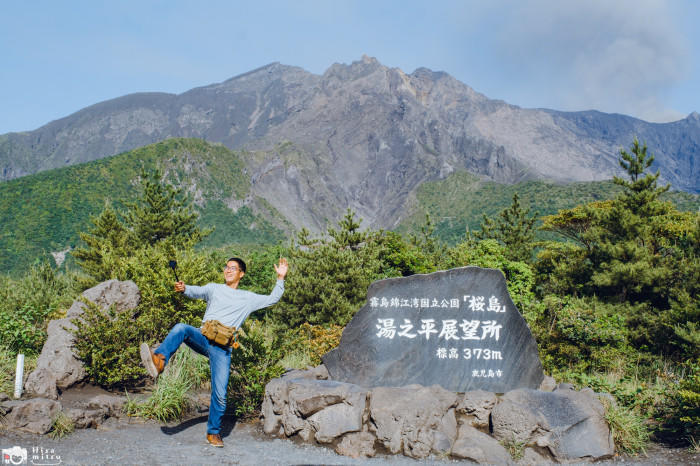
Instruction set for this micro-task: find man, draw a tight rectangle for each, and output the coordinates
[140,257,288,448]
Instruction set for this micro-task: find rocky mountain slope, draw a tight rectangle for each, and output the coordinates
[1,56,697,232]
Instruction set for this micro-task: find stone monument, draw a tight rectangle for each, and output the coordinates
[323,267,544,392]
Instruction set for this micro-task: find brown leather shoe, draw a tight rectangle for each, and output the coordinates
[206,433,224,447]
[140,343,165,379]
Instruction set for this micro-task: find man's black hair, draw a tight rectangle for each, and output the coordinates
[226,257,246,274]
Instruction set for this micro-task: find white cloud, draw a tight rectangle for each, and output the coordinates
[485,0,689,122]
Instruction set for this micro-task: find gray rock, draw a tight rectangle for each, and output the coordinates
[24,280,140,399]
[87,394,126,418]
[58,393,127,429]
[286,379,367,441]
[323,267,545,392]
[451,424,513,464]
[263,377,368,441]
[491,388,614,461]
[80,280,140,316]
[281,364,329,381]
[491,398,547,444]
[281,404,307,437]
[433,408,457,452]
[368,384,458,459]
[308,403,363,443]
[519,447,554,465]
[297,424,315,442]
[335,432,377,459]
[262,377,288,435]
[66,407,107,429]
[2,398,62,434]
[287,378,367,418]
[456,390,498,428]
[539,375,557,392]
[23,321,83,399]
[310,364,329,380]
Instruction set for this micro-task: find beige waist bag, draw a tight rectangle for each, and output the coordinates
[201,320,240,349]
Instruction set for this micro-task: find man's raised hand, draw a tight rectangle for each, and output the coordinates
[174,281,185,293]
[274,257,288,280]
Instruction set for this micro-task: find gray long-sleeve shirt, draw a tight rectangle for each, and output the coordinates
[184,279,284,328]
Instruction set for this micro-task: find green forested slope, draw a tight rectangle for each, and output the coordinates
[397,171,699,244]
[0,138,285,273]
[2,140,697,275]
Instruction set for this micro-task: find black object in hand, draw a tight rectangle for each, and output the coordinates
[169,260,180,282]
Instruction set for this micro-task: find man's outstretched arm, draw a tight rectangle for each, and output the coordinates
[245,258,288,313]
[174,281,210,300]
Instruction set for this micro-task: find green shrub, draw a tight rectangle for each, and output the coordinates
[533,296,632,373]
[445,239,535,312]
[287,322,344,366]
[72,300,145,388]
[228,320,286,419]
[0,304,53,355]
[656,358,700,445]
[0,263,83,354]
[71,245,217,387]
[500,435,526,460]
[283,323,343,367]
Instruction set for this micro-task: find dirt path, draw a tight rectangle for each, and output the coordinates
[2,415,697,465]
[1,415,422,466]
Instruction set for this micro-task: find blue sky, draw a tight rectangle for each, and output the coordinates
[1,0,698,134]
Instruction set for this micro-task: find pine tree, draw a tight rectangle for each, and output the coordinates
[272,210,383,328]
[72,204,134,280]
[614,138,670,216]
[473,193,538,262]
[540,139,699,357]
[327,209,367,250]
[122,169,210,247]
[590,140,674,303]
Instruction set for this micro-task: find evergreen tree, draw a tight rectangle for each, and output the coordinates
[72,204,134,280]
[123,169,210,248]
[408,213,447,267]
[473,193,538,262]
[614,138,670,216]
[327,209,366,250]
[73,168,210,280]
[589,140,674,303]
[540,139,699,357]
[272,210,383,329]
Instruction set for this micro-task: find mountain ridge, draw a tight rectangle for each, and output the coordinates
[1,56,697,234]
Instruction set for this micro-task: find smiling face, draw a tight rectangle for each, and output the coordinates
[223,260,245,288]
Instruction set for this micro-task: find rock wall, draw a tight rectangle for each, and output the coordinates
[262,365,615,463]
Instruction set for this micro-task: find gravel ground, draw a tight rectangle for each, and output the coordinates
[2,415,698,465]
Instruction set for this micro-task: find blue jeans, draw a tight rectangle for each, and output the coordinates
[154,323,232,435]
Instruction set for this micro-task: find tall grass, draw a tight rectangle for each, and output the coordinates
[125,347,209,422]
[0,346,37,396]
[602,399,650,455]
[48,411,75,439]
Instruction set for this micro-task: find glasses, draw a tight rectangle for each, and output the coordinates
[223,266,240,272]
